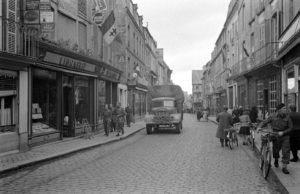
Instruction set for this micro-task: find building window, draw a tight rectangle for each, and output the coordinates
[269,76,277,114]
[256,80,264,111]
[78,22,87,51]
[74,76,91,126]
[0,70,17,133]
[97,80,106,124]
[32,68,58,135]
[250,33,255,53]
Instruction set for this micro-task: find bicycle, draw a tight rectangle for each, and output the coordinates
[224,127,238,149]
[257,128,278,179]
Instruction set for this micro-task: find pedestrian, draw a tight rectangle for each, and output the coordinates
[249,106,258,123]
[289,104,300,162]
[125,104,132,127]
[113,102,125,136]
[196,108,202,121]
[232,105,240,124]
[103,104,112,136]
[238,106,243,116]
[216,106,233,147]
[257,103,293,174]
[110,104,116,132]
[239,109,251,145]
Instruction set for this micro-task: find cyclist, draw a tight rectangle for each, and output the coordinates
[257,103,293,174]
[216,106,233,147]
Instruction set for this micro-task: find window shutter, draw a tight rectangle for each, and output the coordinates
[7,0,16,54]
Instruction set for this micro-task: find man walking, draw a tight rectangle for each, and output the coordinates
[125,105,132,127]
[289,105,300,162]
[216,106,233,147]
[113,102,125,136]
[257,103,293,174]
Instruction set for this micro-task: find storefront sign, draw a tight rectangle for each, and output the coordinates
[26,0,40,10]
[42,52,96,73]
[40,11,54,23]
[24,10,40,24]
[40,0,51,10]
[96,66,121,82]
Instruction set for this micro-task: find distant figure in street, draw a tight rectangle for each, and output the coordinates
[113,102,125,136]
[125,105,132,127]
[249,106,258,123]
[196,108,203,121]
[216,106,233,147]
[289,105,300,162]
[232,106,240,124]
[110,104,116,132]
[103,104,112,136]
[239,109,251,145]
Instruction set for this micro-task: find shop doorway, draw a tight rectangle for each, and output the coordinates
[62,75,74,137]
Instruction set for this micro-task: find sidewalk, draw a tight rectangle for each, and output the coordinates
[208,116,300,194]
[0,121,145,175]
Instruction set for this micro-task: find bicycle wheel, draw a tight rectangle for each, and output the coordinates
[263,148,272,179]
[259,147,265,170]
[228,138,233,149]
[233,132,238,147]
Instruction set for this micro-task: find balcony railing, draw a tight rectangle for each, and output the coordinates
[231,42,279,77]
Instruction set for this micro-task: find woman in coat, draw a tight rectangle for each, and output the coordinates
[216,106,233,147]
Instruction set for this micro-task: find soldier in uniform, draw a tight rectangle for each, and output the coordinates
[103,104,111,136]
[113,102,126,136]
[257,103,293,174]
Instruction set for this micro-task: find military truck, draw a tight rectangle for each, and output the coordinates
[145,85,184,134]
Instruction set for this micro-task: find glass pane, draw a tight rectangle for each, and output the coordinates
[74,76,90,125]
[32,69,58,135]
[97,80,106,124]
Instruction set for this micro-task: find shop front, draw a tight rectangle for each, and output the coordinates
[28,42,122,145]
[128,78,148,121]
[0,53,30,155]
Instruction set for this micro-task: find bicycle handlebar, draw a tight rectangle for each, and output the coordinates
[258,128,278,136]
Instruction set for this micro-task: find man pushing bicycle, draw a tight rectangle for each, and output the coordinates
[257,103,293,174]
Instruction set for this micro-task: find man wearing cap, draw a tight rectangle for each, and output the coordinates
[257,103,293,174]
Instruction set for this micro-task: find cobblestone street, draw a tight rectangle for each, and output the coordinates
[0,114,283,194]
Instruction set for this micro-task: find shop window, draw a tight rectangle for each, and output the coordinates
[74,76,90,127]
[32,68,58,135]
[0,70,17,133]
[97,80,106,124]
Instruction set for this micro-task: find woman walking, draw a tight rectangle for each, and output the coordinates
[239,109,251,145]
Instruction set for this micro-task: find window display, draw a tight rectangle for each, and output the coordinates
[32,68,58,135]
[97,80,106,124]
[0,70,17,133]
[74,76,91,129]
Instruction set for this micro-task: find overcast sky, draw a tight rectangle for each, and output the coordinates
[133,0,231,94]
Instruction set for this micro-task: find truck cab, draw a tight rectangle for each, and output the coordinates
[145,96,183,134]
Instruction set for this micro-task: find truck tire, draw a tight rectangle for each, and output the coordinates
[176,122,182,134]
[146,125,152,134]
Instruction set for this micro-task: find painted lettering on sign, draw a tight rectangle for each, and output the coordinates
[59,57,86,70]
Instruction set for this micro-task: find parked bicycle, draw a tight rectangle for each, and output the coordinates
[224,127,238,149]
[258,128,278,179]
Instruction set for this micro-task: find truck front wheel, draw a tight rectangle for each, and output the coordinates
[146,125,153,134]
[176,122,182,134]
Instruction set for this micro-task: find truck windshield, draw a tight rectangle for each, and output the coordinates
[152,100,175,108]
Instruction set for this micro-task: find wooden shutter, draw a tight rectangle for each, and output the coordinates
[7,0,16,54]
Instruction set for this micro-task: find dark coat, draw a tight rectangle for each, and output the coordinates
[216,111,233,139]
[289,112,300,131]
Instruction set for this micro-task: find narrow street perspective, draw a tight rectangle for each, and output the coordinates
[0,114,284,194]
[2,0,300,193]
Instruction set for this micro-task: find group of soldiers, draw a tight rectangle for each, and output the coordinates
[103,102,132,137]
